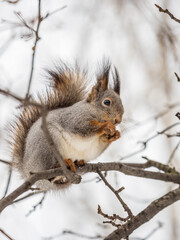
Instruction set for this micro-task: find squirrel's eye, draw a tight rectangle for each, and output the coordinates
[103,99,111,106]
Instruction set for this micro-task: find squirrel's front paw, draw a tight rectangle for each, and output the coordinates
[103,122,121,142]
[108,130,121,142]
[103,122,116,135]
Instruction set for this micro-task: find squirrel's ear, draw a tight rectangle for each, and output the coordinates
[113,67,121,95]
[87,65,110,102]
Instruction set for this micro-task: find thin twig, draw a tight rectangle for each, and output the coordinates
[141,156,178,174]
[176,112,180,120]
[132,222,163,240]
[105,186,180,240]
[15,11,36,34]
[2,168,12,198]
[26,193,46,216]
[2,0,20,4]
[42,230,102,240]
[155,4,180,24]
[26,0,42,97]
[125,101,180,131]
[98,171,133,219]
[98,205,127,223]
[0,167,64,213]
[0,229,14,240]
[13,190,45,203]
[0,159,11,165]
[0,88,42,109]
[120,122,180,160]
[43,5,67,20]
[168,140,180,164]
[174,72,180,82]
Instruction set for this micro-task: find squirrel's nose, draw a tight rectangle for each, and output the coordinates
[114,117,121,125]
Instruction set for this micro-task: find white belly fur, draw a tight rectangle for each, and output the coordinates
[51,125,108,162]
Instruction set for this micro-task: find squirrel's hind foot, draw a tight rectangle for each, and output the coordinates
[51,176,68,184]
[64,158,76,172]
[74,159,85,167]
[49,158,78,184]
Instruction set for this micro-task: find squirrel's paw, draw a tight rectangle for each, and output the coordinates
[91,120,121,142]
[108,130,121,142]
[64,158,76,172]
[74,159,85,167]
[51,176,68,184]
[103,122,121,142]
[103,122,116,135]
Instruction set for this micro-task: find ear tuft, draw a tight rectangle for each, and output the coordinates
[112,67,121,95]
[97,61,111,91]
[87,61,111,102]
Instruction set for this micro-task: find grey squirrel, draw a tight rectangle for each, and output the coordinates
[10,61,124,191]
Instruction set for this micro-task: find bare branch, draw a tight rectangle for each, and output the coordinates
[131,222,163,240]
[98,171,133,219]
[43,5,67,20]
[2,168,12,198]
[155,4,180,24]
[126,101,180,131]
[0,159,11,165]
[0,88,42,108]
[26,0,42,96]
[174,72,180,82]
[141,156,178,174]
[26,193,46,216]
[120,122,180,160]
[0,167,64,213]
[105,186,180,240]
[25,2,67,96]
[13,190,45,203]
[176,112,180,120]
[81,162,180,184]
[168,140,180,164]
[42,230,102,240]
[97,205,127,226]
[2,0,20,4]
[0,229,14,240]
[1,161,180,213]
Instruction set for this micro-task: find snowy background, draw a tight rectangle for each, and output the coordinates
[0,0,180,240]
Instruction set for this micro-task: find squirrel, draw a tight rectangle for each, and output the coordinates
[10,61,124,191]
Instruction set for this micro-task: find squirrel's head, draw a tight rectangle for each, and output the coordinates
[87,64,124,125]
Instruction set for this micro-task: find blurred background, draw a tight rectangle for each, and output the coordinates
[0,0,180,239]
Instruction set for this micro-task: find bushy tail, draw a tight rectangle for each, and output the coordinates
[9,62,87,165]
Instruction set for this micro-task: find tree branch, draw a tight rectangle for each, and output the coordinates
[105,186,180,240]
[0,228,14,240]
[1,161,180,213]
[98,171,133,219]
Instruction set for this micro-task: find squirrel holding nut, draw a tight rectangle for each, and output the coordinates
[10,61,124,191]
